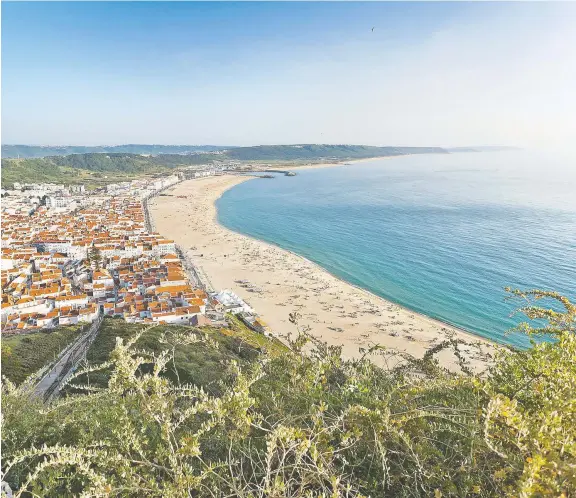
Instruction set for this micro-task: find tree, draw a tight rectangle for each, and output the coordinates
[87,246,103,271]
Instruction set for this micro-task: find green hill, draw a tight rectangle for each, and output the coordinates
[1,153,215,187]
[1,144,231,159]
[223,144,448,161]
[1,159,99,186]
[1,145,451,187]
[2,143,449,160]
[1,326,82,385]
[67,316,286,392]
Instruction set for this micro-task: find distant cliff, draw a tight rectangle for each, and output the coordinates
[223,144,448,161]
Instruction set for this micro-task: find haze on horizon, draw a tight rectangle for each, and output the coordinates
[2,2,575,150]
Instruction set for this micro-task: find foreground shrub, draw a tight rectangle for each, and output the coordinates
[1,327,81,385]
[1,290,575,497]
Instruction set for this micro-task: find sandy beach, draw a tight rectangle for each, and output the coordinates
[150,173,495,370]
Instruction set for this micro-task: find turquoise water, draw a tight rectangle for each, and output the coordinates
[217,151,576,347]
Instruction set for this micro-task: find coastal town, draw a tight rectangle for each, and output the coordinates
[1,162,498,379]
[2,1,573,495]
[0,171,267,337]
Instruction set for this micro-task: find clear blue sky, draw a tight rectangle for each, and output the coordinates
[2,2,575,147]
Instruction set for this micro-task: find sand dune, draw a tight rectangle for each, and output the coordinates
[150,175,495,370]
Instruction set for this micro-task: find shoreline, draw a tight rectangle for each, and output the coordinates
[228,156,494,345]
[251,155,400,172]
[211,175,494,348]
[150,170,496,370]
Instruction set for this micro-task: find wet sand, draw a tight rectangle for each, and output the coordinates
[150,174,495,370]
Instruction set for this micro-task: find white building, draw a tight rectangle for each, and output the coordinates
[212,290,253,314]
[69,185,86,194]
[152,240,176,255]
[53,294,89,309]
[45,196,73,209]
[69,243,90,260]
[36,240,71,254]
[193,170,215,178]
[0,300,53,323]
[151,306,200,325]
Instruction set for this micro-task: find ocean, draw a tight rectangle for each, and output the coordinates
[216,151,576,347]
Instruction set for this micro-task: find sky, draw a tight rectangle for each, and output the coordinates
[2,1,575,148]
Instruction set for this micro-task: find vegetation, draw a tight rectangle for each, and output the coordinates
[0,159,101,187]
[1,145,231,159]
[224,144,448,161]
[87,247,102,271]
[1,154,168,187]
[67,317,287,391]
[2,144,449,161]
[1,154,211,187]
[1,145,451,187]
[2,290,574,497]
[1,327,81,385]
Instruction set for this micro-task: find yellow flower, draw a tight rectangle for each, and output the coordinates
[494,469,507,480]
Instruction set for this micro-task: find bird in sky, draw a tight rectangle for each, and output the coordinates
[371,27,375,32]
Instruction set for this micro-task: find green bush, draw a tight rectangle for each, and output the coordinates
[1,290,575,497]
[63,317,286,393]
[1,327,81,385]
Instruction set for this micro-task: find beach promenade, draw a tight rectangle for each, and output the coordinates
[149,175,495,370]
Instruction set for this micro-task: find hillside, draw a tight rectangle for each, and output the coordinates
[0,316,286,392]
[223,144,448,161]
[2,143,450,160]
[1,153,215,187]
[1,159,103,187]
[1,326,82,385]
[2,289,574,497]
[67,316,287,391]
[1,144,231,159]
[2,145,451,187]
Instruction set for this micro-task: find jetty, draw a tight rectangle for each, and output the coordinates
[242,169,297,177]
[264,169,297,176]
